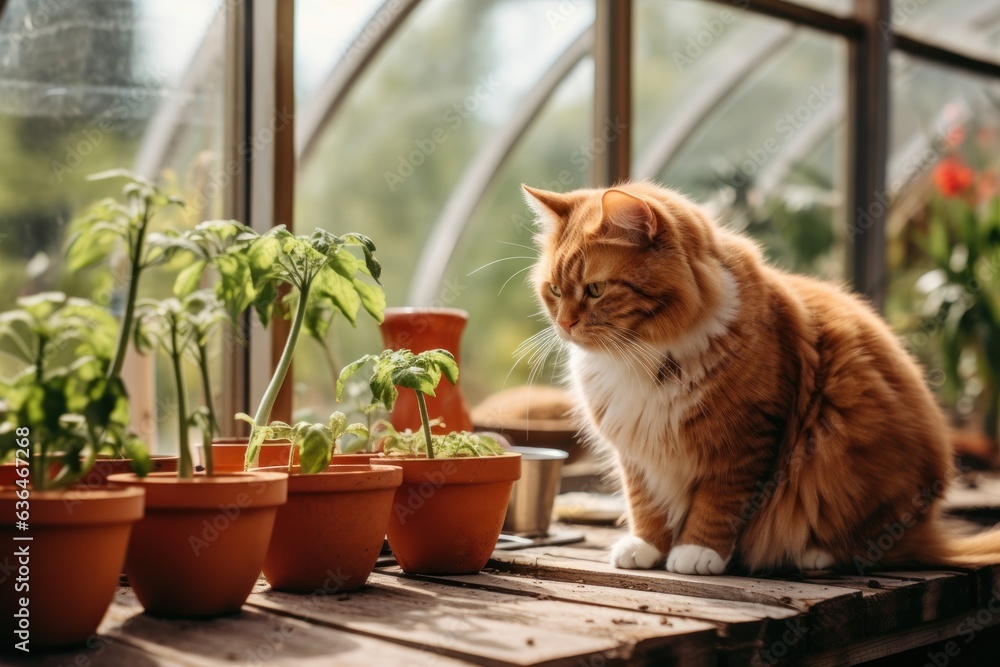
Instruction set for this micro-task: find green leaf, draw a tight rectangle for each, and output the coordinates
[297,423,333,474]
[174,260,207,297]
[337,355,373,401]
[423,349,459,385]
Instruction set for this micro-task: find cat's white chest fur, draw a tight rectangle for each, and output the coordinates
[568,346,701,533]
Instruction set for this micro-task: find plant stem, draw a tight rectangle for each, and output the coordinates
[415,391,434,460]
[247,281,311,467]
[197,342,217,476]
[170,322,193,479]
[108,203,150,382]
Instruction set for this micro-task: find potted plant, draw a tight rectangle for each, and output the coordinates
[0,293,145,649]
[239,226,385,471]
[108,292,287,618]
[63,169,184,477]
[244,412,402,592]
[338,349,521,575]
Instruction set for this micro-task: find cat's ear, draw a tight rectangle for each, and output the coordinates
[522,185,571,232]
[598,189,657,243]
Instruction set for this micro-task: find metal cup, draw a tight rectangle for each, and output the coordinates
[503,446,569,536]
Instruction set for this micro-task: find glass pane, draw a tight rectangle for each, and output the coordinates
[891,0,1000,63]
[0,0,228,451]
[294,0,595,420]
[885,53,1000,429]
[635,0,848,280]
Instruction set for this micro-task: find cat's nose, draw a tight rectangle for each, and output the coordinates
[558,318,579,332]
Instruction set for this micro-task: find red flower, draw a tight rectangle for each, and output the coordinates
[933,156,974,198]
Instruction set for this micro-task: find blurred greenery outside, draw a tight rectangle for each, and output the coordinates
[1,0,998,452]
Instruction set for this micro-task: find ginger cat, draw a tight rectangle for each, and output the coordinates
[523,181,1000,575]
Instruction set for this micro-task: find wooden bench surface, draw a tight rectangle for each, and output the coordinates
[11,478,1000,666]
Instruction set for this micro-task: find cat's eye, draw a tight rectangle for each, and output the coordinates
[586,282,606,298]
[549,284,561,297]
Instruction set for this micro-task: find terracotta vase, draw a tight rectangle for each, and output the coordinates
[210,438,297,473]
[385,453,521,574]
[380,307,474,433]
[256,464,402,593]
[0,486,145,649]
[107,471,287,618]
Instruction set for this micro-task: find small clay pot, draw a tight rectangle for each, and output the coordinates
[107,471,287,618]
[0,485,145,649]
[0,455,179,487]
[385,453,521,574]
[210,438,297,473]
[255,464,402,593]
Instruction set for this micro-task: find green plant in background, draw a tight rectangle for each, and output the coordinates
[242,227,385,469]
[915,151,1000,443]
[65,170,183,384]
[0,293,147,489]
[134,291,231,477]
[235,411,368,473]
[338,348,503,459]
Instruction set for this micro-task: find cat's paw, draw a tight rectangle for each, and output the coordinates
[798,547,836,570]
[665,544,730,575]
[610,535,664,569]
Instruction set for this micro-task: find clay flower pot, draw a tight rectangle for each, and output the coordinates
[0,455,178,487]
[255,464,402,593]
[380,307,474,433]
[328,452,382,465]
[210,438,297,473]
[0,485,145,650]
[107,471,287,618]
[386,453,521,574]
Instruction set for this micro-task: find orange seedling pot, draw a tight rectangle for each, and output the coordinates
[107,471,287,618]
[385,453,521,575]
[210,438,298,473]
[255,464,402,593]
[0,485,145,650]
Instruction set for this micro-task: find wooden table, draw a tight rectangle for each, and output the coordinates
[14,485,1000,666]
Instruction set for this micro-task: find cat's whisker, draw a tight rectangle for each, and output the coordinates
[498,265,534,296]
[497,240,538,253]
[467,256,535,276]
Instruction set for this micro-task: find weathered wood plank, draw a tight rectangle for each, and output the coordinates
[793,571,973,639]
[7,587,474,667]
[249,571,719,666]
[380,565,805,665]
[800,601,1000,666]
[487,550,863,652]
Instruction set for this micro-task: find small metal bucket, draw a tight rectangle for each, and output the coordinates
[503,446,568,536]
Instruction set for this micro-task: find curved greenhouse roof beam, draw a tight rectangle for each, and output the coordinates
[633,22,794,181]
[132,8,225,178]
[755,98,844,196]
[407,26,595,306]
[296,0,421,163]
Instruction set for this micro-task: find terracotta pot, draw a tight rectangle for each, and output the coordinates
[76,455,179,488]
[380,307,474,433]
[107,471,287,618]
[385,453,521,574]
[210,438,297,473]
[0,485,145,650]
[255,464,402,593]
[0,455,178,487]
[328,452,382,465]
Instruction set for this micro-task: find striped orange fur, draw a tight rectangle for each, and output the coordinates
[523,181,1000,575]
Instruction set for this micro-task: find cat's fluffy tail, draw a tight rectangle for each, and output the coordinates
[906,521,1000,568]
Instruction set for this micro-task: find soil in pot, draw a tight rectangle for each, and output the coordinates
[255,464,402,593]
[386,453,521,575]
[106,471,287,618]
[0,486,145,650]
[210,438,298,473]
